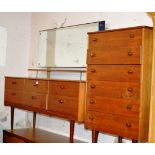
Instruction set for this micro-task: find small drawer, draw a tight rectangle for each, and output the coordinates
[87,96,139,117]
[5,90,24,105]
[5,78,24,90]
[25,79,48,94]
[85,111,139,140]
[87,65,141,82]
[47,95,78,116]
[49,81,79,97]
[23,92,46,109]
[87,81,140,100]
[87,28,142,64]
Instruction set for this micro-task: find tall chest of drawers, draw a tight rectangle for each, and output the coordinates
[85,26,153,142]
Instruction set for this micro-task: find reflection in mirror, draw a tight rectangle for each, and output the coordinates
[38,22,105,67]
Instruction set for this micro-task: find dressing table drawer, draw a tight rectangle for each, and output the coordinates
[25,79,48,94]
[85,111,139,140]
[49,81,79,97]
[5,90,24,105]
[5,78,24,90]
[87,65,141,82]
[23,92,46,109]
[47,95,78,116]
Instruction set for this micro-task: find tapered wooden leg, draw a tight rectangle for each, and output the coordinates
[11,107,14,130]
[92,130,99,143]
[70,120,75,143]
[132,139,138,143]
[118,136,123,143]
[33,112,37,128]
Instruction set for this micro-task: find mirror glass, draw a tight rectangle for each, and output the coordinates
[38,22,104,67]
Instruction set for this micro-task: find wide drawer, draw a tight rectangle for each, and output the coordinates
[5,78,25,90]
[23,92,46,109]
[5,90,24,105]
[87,96,139,117]
[87,65,141,82]
[87,29,142,64]
[85,111,139,140]
[47,95,78,116]
[24,79,48,94]
[87,81,140,99]
[49,81,79,97]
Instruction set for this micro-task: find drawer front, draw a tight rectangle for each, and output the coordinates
[87,65,141,82]
[87,81,140,100]
[47,95,78,116]
[5,90,24,105]
[87,29,142,64]
[49,81,79,97]
[25,79,48,94]
[23,92,46,109]
[87,97,139,117]
[85,111,139,140]
[5,78,24,90]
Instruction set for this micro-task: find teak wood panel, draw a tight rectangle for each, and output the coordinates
[87,65,141,82]
[47,95,78,116]
[87,96,139,117]
[139,28,153,141]
[5,78,25,90]
[49,81,79,97]
[85,111,139,140]
[87,28,142,65]
[87,81,140,100]
[24,79,48,94]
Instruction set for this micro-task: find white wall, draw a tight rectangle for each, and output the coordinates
[28,12,153,143]
[0,13,31,142]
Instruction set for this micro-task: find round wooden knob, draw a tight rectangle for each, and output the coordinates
[60,85,64,89]
[129,34,135,38]
[128,88,133,92]
[92,38,98,41]
[126,122,131,127]
[59,99,63,104]
[32,96,37,100]
[90,69,96,73]
[128,70,133,74]
[90,84,96,88]
[89,116,94,121]
[127,104,132,110]
[90,53,95,57]
[128,51,133,56]
[90,99,95,104]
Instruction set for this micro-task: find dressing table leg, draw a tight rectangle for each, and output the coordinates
[11,107,14,130]
[70,120,75,143]
[33,112,37,128]
[118,136,123,143]
[92,130,99,143]
[132,139,138,143]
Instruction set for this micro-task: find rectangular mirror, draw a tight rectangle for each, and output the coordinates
[38,22,105,67]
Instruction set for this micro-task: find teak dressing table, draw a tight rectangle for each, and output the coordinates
[4,69,86,143]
